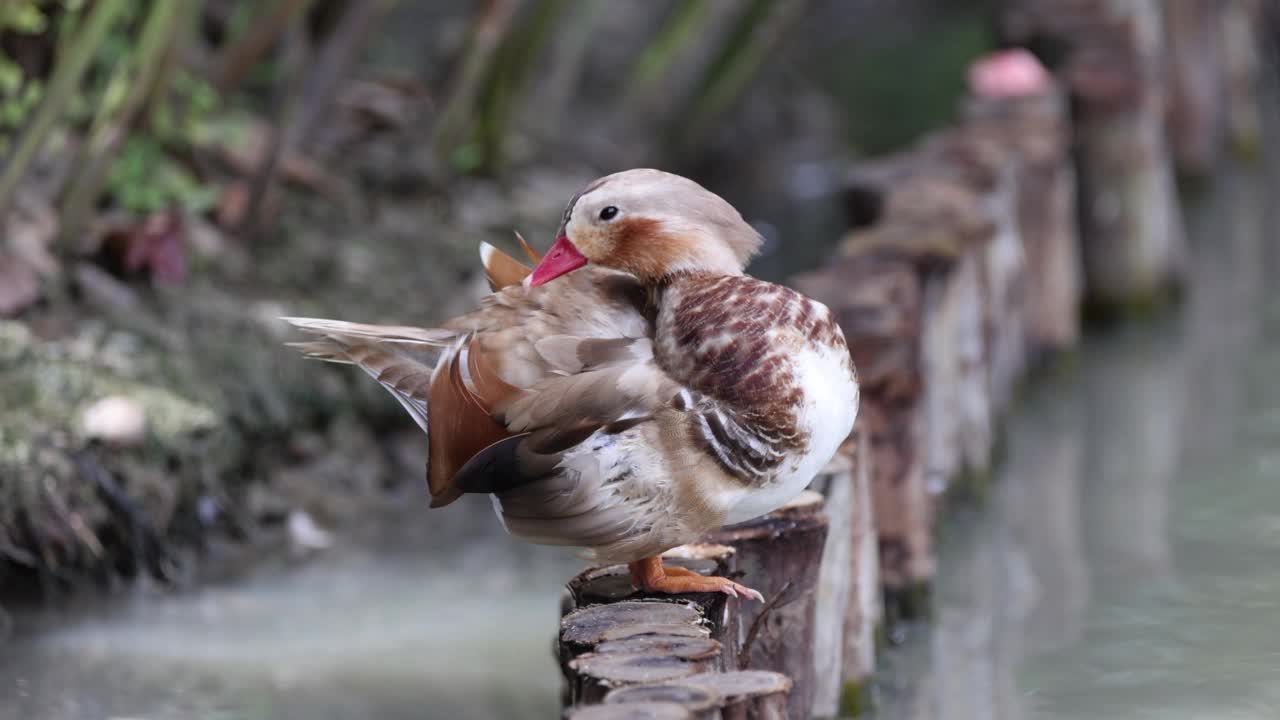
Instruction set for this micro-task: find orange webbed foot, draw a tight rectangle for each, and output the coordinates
[628,556,764,602]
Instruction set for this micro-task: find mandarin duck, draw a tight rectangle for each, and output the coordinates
[285,169,858,600]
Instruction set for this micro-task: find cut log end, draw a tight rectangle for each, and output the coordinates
[682,670,793,701]
[561,601,705,648]
[569,652,714,686]
[605,683,723,712]
[566,702,695,720]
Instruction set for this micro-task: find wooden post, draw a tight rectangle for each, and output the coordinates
[806,433,881,717]
[806,455,854,718]
[705,492,827,720]
[598,671,793,719]
[1220,0,1265,157]
[1164,0,1226,175]
[795,250,935,622]
[963,90,1081,356]
[562,544,742,677]
[604,683,724,719]
[842,429,881,715]
[560,600,724,705]
[1000,0,1188,314]
[567,702,695,720]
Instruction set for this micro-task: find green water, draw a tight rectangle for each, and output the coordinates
[876,165,1280,719]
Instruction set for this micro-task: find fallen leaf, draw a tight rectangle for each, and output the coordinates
[100,211,188,285]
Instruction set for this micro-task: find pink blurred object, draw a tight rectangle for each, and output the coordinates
[968,48,1052,99]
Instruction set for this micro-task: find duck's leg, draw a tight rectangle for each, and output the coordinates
[627,556,764,602]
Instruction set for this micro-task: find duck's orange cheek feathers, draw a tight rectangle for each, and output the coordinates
[529,235,588,286]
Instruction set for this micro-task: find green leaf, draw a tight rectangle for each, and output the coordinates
[3,3,49,34]
[0,59,23,96]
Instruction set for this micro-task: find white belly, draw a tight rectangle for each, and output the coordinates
[723,341,859,524]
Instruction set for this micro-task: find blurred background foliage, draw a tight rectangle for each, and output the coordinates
[0,0,991,247]
[0,0,992,593]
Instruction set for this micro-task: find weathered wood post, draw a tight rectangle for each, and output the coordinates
[561,543,742,699]
[560,599,726,705]
[705,491,828,720]
[600,671,793,719]
[560,32,1093,716]
[1220,0,1266,157]
[795,247,937,622]
[1164,0,1226,175]
[807,432,881,716]
[962,88,1080,356]
[1001,0,1188,314]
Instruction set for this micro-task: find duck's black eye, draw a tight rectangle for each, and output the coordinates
[599,206,619,221]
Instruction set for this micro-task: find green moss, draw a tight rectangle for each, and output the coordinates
[1229,131,1264,165]
[1081,279,1185,328]
[946,462,994,506]
[883,581,933,626]
[839,677,874,717]
[0,319,218,464]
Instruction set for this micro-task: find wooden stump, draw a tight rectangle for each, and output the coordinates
[605,683,724,719]
[806,455,855,718]
[1220,0,1265,157]
[600,671,793,720]
[563,544,742,675]
[807,432,881,717]
[795,251,935,620]
[681,671,792,719]
[1165,0,1226,175]
[705,492,828,720]
[560,600,723,705]
[964,91,1081,355]
[567,703,695,720]
[1001,0,1188,313]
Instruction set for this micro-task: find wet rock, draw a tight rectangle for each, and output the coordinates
[287,510,334,553]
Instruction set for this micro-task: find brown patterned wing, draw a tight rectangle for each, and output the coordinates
[425,338,521,507]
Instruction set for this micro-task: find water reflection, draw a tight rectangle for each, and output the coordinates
[876,162,1279,720]
[0,496,584,720]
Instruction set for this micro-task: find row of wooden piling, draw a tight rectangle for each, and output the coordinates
[559,3,1268,717]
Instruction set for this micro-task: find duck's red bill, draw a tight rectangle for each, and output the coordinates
[528,235,588,286]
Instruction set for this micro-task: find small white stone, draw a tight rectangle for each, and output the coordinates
[81,395,147,446]
[288,509,334,552]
